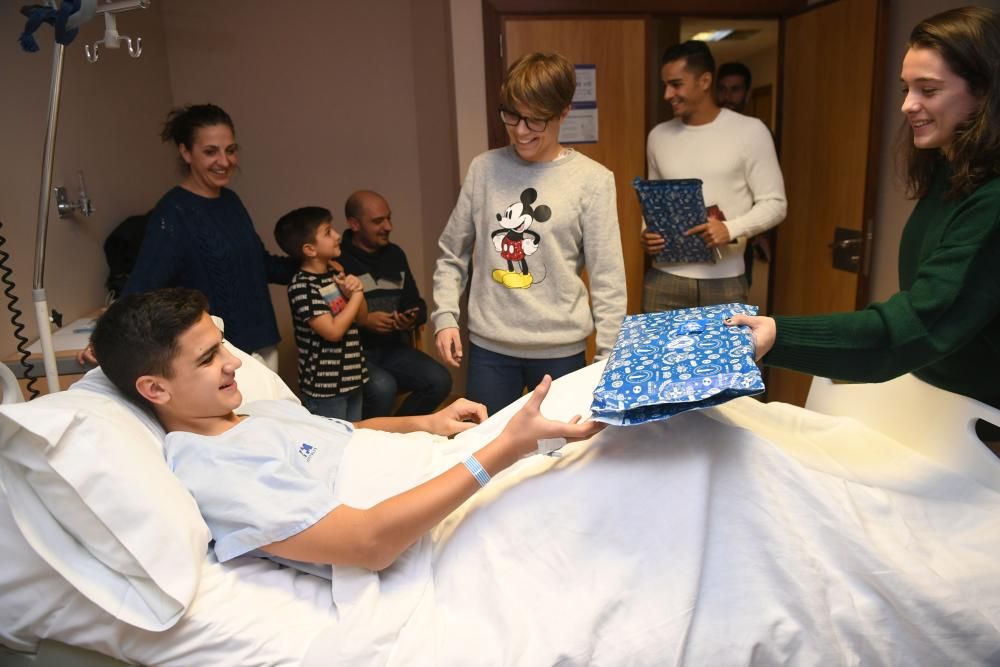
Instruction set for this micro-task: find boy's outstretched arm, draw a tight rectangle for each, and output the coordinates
[355,397,487,436]
[260,375,604,571]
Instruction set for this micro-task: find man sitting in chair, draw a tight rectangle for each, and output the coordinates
[90,287,601,574]
[339,190,453,418]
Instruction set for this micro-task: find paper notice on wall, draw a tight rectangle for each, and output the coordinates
[560,64,598,144]
[574,64,597,103]
[559,104,598,144]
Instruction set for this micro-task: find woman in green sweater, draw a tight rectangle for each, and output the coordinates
[728,6,1000,409]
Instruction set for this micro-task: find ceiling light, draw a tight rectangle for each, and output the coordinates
[689,29,734,42]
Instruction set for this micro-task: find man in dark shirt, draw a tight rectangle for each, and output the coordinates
[338,190,453,417]
[716,61,751,114]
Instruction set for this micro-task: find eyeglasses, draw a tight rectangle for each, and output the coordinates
[498,107,553,132]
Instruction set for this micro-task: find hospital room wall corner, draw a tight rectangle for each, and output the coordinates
[0,3,176,364]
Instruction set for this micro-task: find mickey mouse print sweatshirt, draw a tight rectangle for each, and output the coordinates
[432,146,626,359]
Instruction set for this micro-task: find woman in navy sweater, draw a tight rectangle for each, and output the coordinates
[122,104,296,370]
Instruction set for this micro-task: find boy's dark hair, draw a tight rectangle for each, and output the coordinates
[274,206,333,261]
[661,40,716,79]
[717,61,752,90]
[91,288,209,406]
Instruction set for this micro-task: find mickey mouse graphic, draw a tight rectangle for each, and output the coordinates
[491,187,551,289]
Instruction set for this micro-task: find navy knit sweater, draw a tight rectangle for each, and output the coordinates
[338,229,427,351]
[123,186,297,353]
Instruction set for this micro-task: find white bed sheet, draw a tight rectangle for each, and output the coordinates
[12,362,998,665]
[25,551,336,666]
[301,363,1000,666]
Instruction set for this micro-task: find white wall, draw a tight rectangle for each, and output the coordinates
[449,0,491,180]
[2,2,460,395]
[159,0,459,388]
[450,0,489,181]
[742,45,778,129]
[0,4,175,362]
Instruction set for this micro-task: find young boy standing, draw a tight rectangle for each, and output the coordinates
[275,206,368,420]
[90,287,602,573]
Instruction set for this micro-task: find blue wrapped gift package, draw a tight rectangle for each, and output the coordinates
[591,304,764,426]
[633,177,714,264]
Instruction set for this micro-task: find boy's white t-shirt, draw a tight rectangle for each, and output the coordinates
[164,400,354,577]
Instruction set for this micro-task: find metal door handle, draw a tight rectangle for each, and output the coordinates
[829,227,867,273]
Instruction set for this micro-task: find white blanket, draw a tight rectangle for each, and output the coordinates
[303,366,1000,666]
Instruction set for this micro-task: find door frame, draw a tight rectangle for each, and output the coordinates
[764,0,889,405]
[772,0,890,310]
[482,0,806,151]
[482,0,887,316]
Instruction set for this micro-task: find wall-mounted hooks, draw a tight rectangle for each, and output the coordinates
[54,171,95,218]
[85,1,147,63]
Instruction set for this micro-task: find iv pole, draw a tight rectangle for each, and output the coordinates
[33,37,66,393]
[30,0,148,393]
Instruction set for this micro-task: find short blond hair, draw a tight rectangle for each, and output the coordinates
[500,52,575,118]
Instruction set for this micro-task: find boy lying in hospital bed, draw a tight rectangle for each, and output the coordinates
[90,287,603,574]
[5,285,1000,665]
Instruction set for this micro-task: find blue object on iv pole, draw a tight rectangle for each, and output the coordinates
[18,1,87,52]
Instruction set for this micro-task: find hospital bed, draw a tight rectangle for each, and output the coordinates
[1,350,998,666]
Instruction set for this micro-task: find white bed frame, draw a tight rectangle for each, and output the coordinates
[805,373,1000,491]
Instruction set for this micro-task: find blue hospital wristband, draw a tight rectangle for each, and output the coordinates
[462,455,491,487]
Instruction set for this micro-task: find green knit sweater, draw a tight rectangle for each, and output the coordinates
[767,164,1000,408]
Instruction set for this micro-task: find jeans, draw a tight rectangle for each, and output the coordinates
[302,386,363,422]
[362,346,453,419]
[466,343,586,416]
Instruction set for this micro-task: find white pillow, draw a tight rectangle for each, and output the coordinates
[0,336,297,641]
[0,489,79,652]
[0,391,209,632]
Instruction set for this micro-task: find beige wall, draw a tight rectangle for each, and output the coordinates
[0,4,174,362]
[450,0,489,181]
[742,45,778,130]
[159,0,458,389]
[3,2,459,395]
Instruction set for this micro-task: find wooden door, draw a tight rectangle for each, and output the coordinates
[768,0,885,405]
[749,84,774,133]
[503,18,648,334]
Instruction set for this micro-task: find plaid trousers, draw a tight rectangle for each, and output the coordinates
[642,269,748,312]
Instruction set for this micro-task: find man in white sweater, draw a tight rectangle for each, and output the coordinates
[642,41,786,311]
